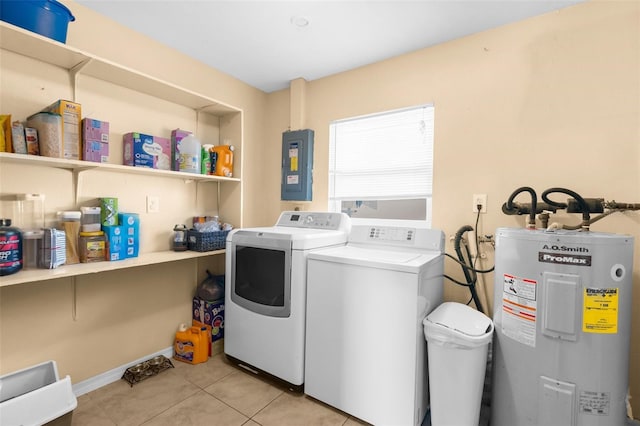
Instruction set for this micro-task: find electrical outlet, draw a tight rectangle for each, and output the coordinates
[472,193,487,213]
[146,195,160,213]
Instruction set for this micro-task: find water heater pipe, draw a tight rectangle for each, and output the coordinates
[504,186,537,229]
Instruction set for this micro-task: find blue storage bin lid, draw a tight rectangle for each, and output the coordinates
[1,0,75,43]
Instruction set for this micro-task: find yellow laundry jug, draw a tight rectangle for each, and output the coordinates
[173,325,208,364]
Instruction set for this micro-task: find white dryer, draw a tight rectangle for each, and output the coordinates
[304,219,444,426]
[225,211,350,390]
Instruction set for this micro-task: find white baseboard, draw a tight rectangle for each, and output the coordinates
[72,347,173,397]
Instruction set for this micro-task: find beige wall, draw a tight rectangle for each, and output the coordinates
[1,0,638,417]
[0,0,268,385]
[265,0,640,416]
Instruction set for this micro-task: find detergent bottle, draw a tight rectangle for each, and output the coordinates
[210,145,234,177]
[173,324,208,364]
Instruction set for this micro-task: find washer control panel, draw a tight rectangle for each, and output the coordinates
[368,226,416,242]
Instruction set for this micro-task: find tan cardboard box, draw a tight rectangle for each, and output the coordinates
[41,100,82,160]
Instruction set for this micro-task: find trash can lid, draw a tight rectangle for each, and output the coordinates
[424,302,493,342]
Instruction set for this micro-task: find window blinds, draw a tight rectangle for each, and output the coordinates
[329,105,434,202]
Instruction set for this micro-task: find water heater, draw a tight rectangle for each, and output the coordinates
[491,227,634,426]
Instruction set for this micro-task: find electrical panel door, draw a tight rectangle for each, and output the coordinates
[281,129,313,201]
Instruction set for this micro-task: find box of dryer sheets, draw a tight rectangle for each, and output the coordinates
[123,132,171,170]
[118,213,140,258]
[40,100,82,160]
[82,118,109,163]
[192,297,225,355]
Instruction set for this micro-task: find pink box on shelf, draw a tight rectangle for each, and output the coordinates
[82,118,109,163]
[123,132,171,170]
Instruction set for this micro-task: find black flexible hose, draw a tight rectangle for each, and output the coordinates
[541,187,591,229]
[505,186,537,228]
[453,226,474,281]
[443,274,475,287]
[445,253,495,273]
[453,225,484,313]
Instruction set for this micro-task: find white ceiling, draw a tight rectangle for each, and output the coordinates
[76,0,584,93]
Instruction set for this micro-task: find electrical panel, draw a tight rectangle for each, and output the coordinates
[281,129,313,201]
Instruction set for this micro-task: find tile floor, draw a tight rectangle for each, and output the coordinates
[71,352,371,426]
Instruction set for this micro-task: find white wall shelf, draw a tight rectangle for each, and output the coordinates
[0,152,240,183]
[0,21,239,116]
[0,21,244,288]
[0,249,225,288]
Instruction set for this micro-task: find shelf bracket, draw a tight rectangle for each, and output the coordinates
[71,276,78,321]
[72,169,85,206]
[193,179,221,216]
[217,181,221,217]
[70,58,92,103]
[68,165,96,205]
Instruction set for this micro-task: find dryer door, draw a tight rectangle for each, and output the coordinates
[230,231,292,317]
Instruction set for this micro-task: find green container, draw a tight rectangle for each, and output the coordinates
[100,198,118,226]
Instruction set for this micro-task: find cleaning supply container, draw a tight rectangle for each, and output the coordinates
[201,144,214,174]
[174,324,208,364]
[423,302,493,426]
[178,135,202,174]
[0,0,75,43]
[210,144,234,177]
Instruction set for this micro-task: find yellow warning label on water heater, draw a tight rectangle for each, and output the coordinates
[583,288,618,334]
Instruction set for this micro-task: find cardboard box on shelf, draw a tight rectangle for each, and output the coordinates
[123,132,171,170]
[171,128,192,171]
[82,118,109,163]
[103,225,125,261]
[118,213,139,258]
[41,100,81,160]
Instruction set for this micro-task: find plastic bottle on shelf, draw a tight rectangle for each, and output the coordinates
[178,135,201,174]
[0,219,22,276]
[211,144,234,177]
[201,144,214,174]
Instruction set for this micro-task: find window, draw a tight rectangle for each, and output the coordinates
[328,104,434,225]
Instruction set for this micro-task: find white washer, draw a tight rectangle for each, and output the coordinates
[225,211,350,390]
[304,219,444,426]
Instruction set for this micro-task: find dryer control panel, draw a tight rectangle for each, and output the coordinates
[276,211,350,231]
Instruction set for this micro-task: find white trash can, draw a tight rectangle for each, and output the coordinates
[423,302,494,426]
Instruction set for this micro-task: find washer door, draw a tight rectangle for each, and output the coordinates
[230,231,292,317]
